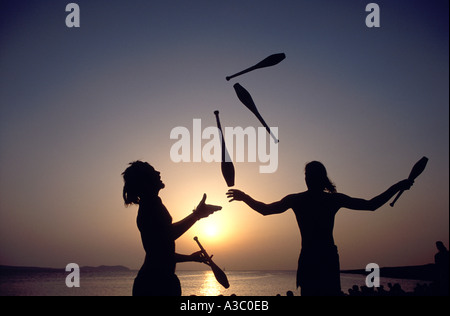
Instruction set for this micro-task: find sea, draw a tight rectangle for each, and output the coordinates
[0,269,430,296]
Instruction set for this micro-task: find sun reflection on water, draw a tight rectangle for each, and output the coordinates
[199,271,222,296]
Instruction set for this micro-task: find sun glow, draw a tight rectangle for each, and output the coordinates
[197,216,228,243]
[199,271,222,296]
[204,223,218,238]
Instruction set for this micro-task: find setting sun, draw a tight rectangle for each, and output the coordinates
[193,213,232,244]
[204,223,218,238]
[199,217,225,241]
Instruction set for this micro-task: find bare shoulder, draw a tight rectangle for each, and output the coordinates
[282,192,307,204]
[331,192,349,199]
[329,192,352,204]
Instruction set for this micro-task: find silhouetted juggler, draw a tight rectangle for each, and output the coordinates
[122,161,222,296]
[227,161,413,296]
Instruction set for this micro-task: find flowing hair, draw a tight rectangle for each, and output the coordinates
[305,161,337,193]
[122,161,153,206]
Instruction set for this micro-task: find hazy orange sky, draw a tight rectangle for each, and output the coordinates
[0,0,448,271]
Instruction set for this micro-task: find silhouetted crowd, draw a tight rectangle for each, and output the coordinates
[274,281,443,296]
[345,282,437,296]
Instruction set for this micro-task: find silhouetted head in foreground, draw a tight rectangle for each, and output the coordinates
[436,241,448,252]
[122,161,165,205]
[305,161,336,193]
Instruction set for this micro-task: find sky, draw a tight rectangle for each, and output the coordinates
[0,0,448,271]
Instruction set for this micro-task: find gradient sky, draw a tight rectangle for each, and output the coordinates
[0,0,448,271]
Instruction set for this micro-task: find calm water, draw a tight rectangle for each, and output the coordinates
[0,270,429,296]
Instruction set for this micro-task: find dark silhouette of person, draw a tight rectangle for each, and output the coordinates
[227,161,413,296]
[434,241,449,295]
[122,161,222,296]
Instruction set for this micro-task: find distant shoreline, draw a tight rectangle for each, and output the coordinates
[0,264,436,281]
[341,263,436,281]
[0,265,131,274]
